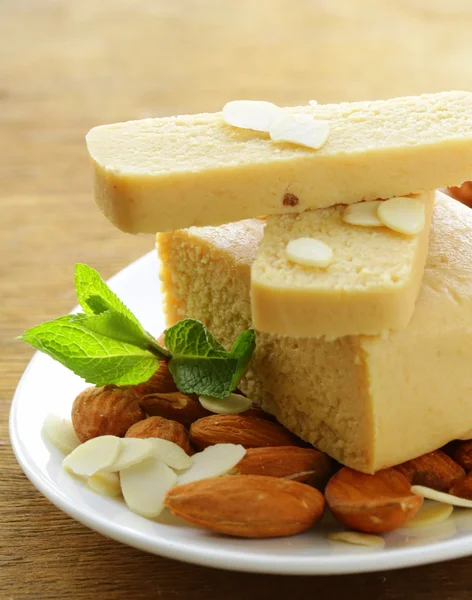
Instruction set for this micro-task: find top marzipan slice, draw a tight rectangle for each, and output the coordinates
[86,91,472,233]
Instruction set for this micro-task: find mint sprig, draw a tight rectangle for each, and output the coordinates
[19,264,255,398]
[164,320,255,397]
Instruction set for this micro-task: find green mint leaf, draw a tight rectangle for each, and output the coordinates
[75,263,143,324]
[20,315,159,386]
[164,319,227,357]
[168,356,239,398]
[75,311,167,359]
[74,263,170,358]
[229,329,256,389]
[165,319,255,398]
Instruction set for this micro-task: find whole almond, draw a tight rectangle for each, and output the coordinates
[453,440,472,470]
[231,446,332,488]
[325,467,423,533]
[132,361,177,396]
[396,449,465,492]
[139,392,211,426]
[125,416,193,455]
[449,473,472,500]
[189,415,300,450]
[72,385,145,443]
[164,475,325,538]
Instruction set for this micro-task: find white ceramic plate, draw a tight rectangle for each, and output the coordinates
[10,251,472,575]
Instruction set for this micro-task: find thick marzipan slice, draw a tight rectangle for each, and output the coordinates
[251,191,434,338]
[87,92,472,233]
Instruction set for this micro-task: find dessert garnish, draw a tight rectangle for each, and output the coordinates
[20,263,255,398]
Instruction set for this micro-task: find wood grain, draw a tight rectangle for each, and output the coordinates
[2,0,472,597]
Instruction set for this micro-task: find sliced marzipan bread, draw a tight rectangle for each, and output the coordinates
[87,91,472,233]
[250,191,435,339]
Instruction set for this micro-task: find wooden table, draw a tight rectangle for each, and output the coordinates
[3,1,472,597]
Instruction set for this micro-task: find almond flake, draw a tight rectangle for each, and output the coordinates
[43,414,81,454]
[198,393,253,415]
[270,114,329,149]
[87,471,121,497]
[411,485,472,508]
[403,500,453,528]
[178,444,246,485]
[106,438,155,472]
[378,197,425,235]
[120,457,177,518]
[343,201,384,227]
[63,435,121,477]
[150,438,193,470]
[328,531,385,547]
[286,237,333,268]
[222,100,282,133]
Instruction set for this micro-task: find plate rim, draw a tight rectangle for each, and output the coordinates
[9,251,472,575]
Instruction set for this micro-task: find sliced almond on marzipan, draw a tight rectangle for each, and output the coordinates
[343,201,383,227]
[222,100,282,133]
[270,114,330,150]
[285,237,333,268]
[378,197,425,235]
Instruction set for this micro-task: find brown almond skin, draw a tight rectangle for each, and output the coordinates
[325,467,423,533]
[139,392,211,426]
[448,182,472,208]
[164,475,325,538]
[189,415,300,450]
[232,446,333,488]
[395,449,465,492]
[132,361,178,397]
[453,440,472,471]
[450,473,472,500]
[71,385,145,442]
[125,416,193,455]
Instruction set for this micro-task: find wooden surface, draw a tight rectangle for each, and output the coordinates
[3,0,472,597]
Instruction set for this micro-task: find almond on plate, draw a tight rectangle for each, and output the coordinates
[453,440,472,470]
[42,414,81,454]
[189,414,300,450]
[164,475,325,538]
[395,449,465,492]
[449,472,472,500]
[325,467,423,533]
[72,385,145,442]
[132,360,178,396]
[230,446,333,488]
[126,416,194,455]
[139,392,210,426]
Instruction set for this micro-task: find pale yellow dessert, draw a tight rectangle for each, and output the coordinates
[87,91,472,233]
[158,192,472,473]
[251,192,434,338]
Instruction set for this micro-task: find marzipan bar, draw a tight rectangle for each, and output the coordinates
[250,192,434,338]
[87,92,472,233]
